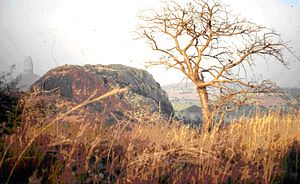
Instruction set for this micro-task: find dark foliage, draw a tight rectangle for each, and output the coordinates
[0,65,22,135]
[281,142,300,184]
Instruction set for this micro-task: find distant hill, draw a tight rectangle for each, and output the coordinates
[176,104,269,126]
[163,83,300,125]
[163,83,300,108]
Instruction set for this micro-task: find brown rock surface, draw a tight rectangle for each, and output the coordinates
[22,64,173,128]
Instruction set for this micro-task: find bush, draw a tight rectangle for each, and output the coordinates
[0,65,22,135]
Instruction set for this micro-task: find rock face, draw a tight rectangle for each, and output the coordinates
[19,56,41,91]
[23,64,173,127]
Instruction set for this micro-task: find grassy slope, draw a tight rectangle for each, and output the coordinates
[0,91,300,183]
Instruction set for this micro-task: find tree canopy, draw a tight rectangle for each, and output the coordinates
[137,0,288,130]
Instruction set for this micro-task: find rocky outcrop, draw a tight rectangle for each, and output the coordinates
[19,56,41,91]
[22,64,173,127]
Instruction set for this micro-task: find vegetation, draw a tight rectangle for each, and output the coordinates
[0,65,22,135]
[0,1,299,182]
[136,0,288,130]
[0,88,299,183]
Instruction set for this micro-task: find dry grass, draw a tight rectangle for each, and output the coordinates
[123,112,300,183]
[0,89,299,183]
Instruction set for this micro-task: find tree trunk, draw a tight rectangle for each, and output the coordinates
[197,86,211,131]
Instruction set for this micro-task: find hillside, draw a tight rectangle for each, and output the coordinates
[0,65,299,183]
[163,83,300,109]
[162,83,300,125]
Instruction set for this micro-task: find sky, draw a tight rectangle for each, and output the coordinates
[0,0,299,87]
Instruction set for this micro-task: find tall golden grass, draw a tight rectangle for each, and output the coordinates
[0,89,299,183]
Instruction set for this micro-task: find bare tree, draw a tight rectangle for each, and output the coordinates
[136,0,287,130]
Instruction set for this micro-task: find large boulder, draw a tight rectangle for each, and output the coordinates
[22,64,173,127]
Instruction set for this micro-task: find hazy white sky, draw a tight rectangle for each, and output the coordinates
[0,0,299,86]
